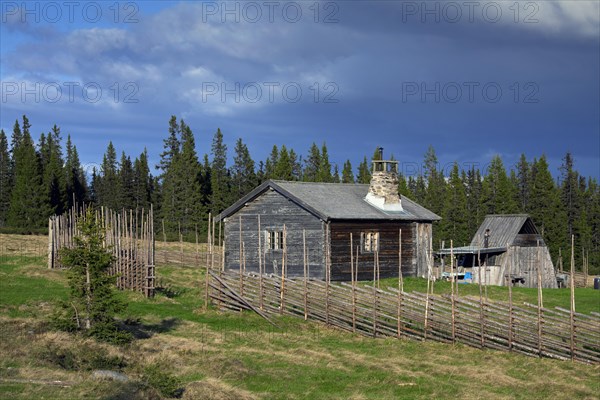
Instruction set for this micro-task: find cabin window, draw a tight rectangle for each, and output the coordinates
[266,230,284,250]
[361,231,379,253]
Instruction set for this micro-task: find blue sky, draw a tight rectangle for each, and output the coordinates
[1,1,599,180]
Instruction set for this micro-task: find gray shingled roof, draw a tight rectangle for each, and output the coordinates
[217,180,440,222]
[470,214,537,248]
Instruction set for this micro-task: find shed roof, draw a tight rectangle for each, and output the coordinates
[470,214,539,248]
[216,180,440,222]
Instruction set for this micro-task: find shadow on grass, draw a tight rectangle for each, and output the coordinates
[120,317,181,339]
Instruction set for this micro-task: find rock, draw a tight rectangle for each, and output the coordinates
[91,370,129,382]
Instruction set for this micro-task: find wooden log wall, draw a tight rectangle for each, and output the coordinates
[222,190,325,279]
[48,204,155,297]
[329,221,417,281]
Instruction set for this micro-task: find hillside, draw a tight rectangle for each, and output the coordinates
[0,234,598,399]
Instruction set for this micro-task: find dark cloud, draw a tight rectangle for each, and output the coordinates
[1,0,598,178]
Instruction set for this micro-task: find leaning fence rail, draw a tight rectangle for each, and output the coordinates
[209,269,599,364]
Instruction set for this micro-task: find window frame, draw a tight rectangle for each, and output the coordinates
[360,231,379,254]
[266,230,284,251]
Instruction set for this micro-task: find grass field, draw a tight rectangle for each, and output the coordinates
[0,234,599,399]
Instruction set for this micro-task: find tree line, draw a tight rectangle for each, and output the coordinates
[0,115,597,272]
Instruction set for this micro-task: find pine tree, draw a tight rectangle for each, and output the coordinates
[54,209,131,343]
[0,130,11,226]
[7,117,46,230]
[356,156,371,184]
[317,143,333,182]
[341,160,354,183]
[303,143,321,182]
[210,128,229,214]
[231,138,256,200]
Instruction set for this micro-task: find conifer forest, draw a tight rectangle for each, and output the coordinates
[0,115,597,273]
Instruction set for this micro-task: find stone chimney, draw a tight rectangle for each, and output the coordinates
[365,151,403,212]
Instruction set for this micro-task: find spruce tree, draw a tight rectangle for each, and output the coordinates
[515,154,530,212]
[7,118,46,230]
[560,152,581,241]
[231,138,256,199]
[210,128,229,214]
[265,145,279,180]
[441,163,469,246]
[274,145,293,180]
[175,121,204,235]
[332,164,340,183]
[133,149,152,209]
[356,156,371,184]
[289,149,302,181]
[54,209,130,343]
[118,152,135,210]
[529,155,566,260]
[317,143,333,182]
[481,155,517,215]
[98,142,119,210]
[41,125,65,216]
[398,173,411,197]
[465,167,484,238]
[303,143,321,182]
[0,130,11,226]
[158,117,182,229]
[341,160,354,183]
[422,145,446,218]
[64,135,88,208]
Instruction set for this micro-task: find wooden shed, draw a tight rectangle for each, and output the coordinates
[438,215,557,288]
[216,161,440,281]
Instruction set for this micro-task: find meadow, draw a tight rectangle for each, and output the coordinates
[0,234,598,399]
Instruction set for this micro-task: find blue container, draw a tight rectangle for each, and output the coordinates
[594,277,600,290]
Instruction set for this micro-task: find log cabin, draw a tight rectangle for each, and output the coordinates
[216,159,440,281]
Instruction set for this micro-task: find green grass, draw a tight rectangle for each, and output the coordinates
[1,238,599,399]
